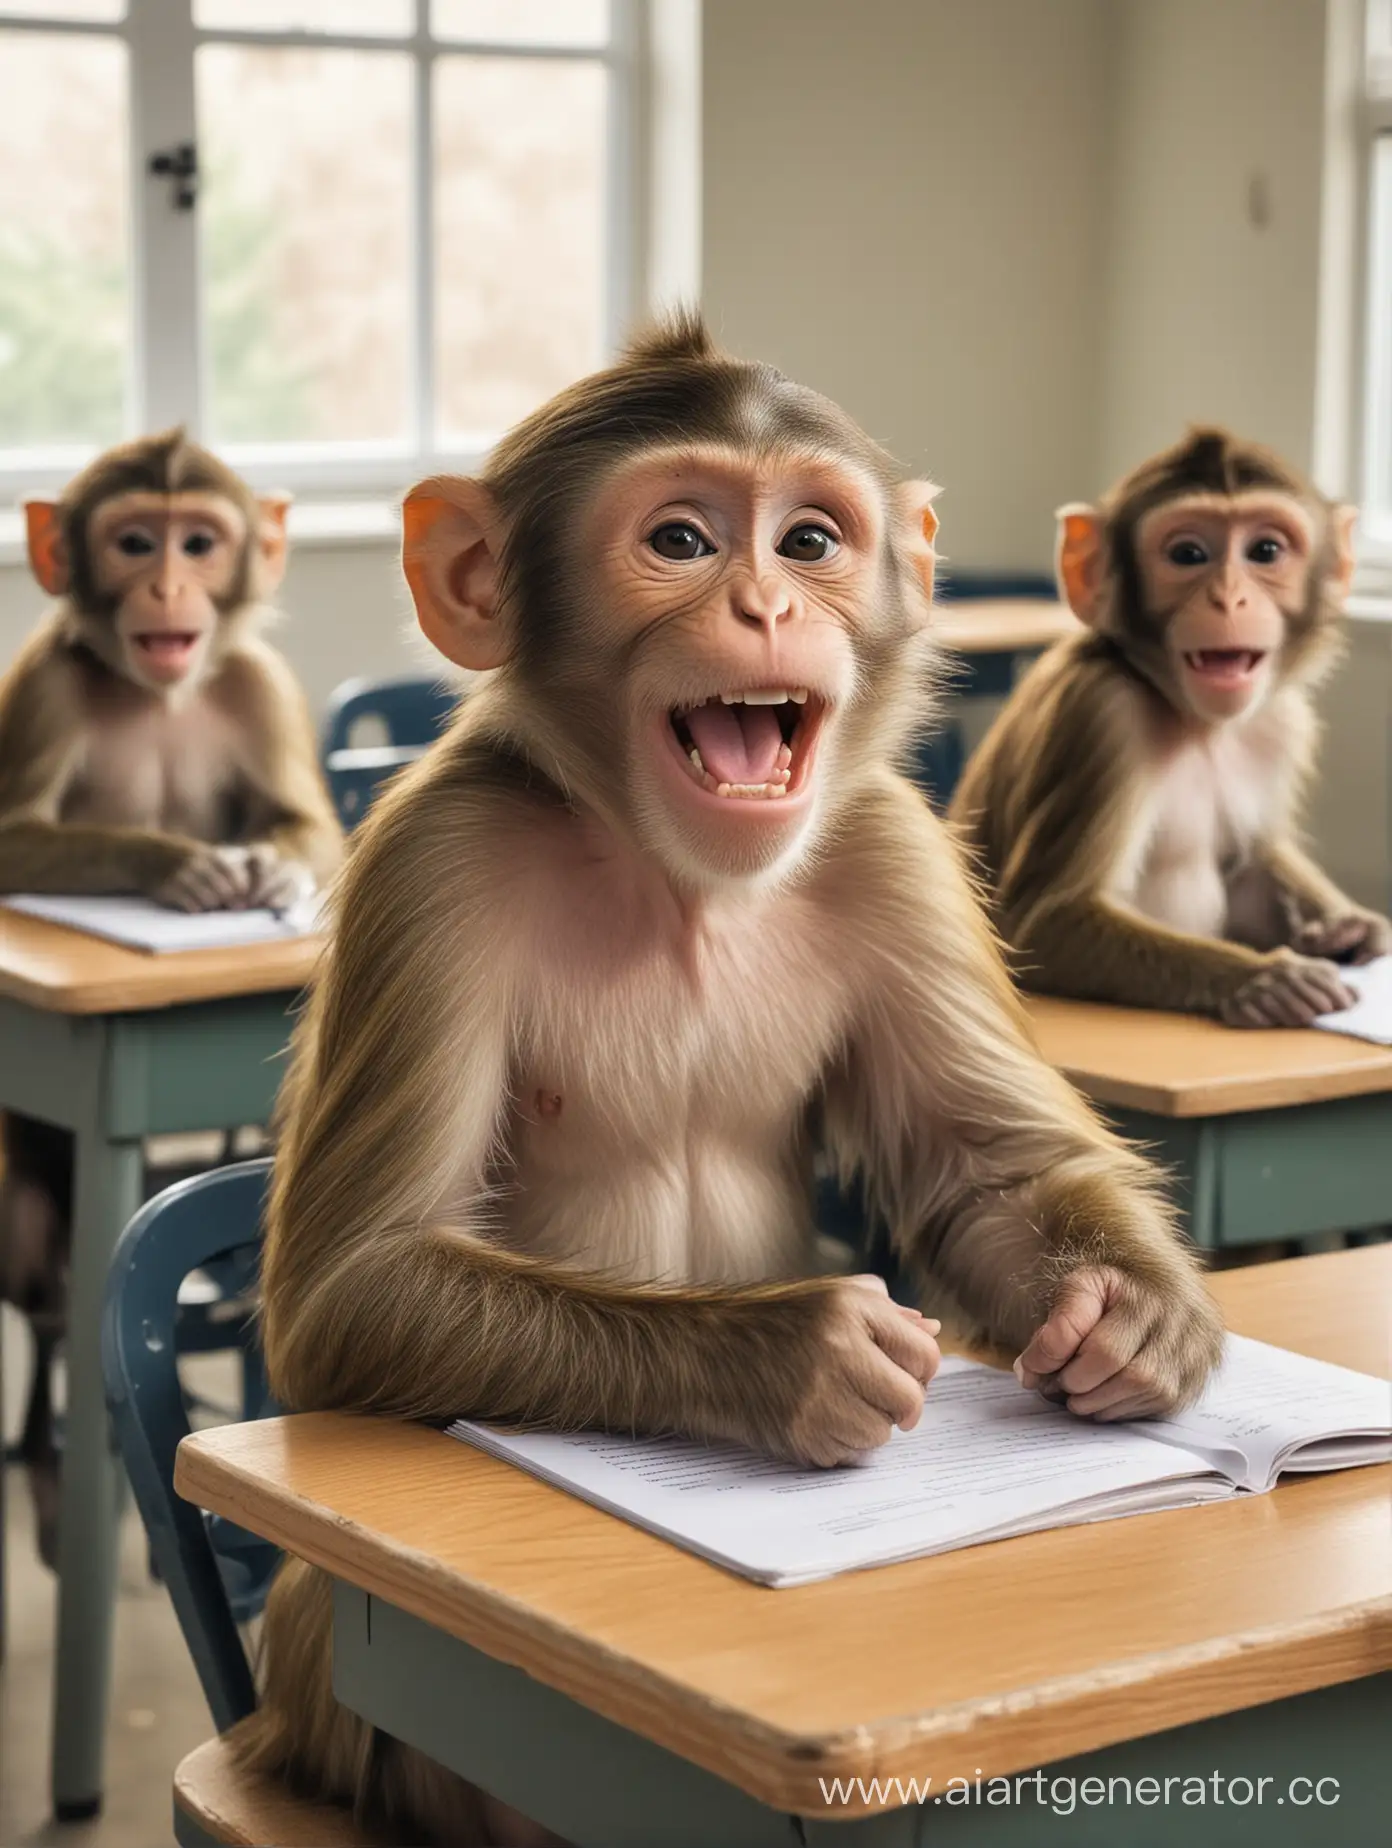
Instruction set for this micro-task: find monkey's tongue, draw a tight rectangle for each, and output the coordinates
[683,703,783,785]
[137,632,199,666]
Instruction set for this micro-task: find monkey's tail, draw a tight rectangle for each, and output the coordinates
[233,1555,490,1846]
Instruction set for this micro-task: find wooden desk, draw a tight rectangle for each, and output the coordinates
[178,1250,1392,1847]
[917,600,1080,808]
[935,597,1081,660]
[1027,998,1392,1250]
[0,911,321,1819]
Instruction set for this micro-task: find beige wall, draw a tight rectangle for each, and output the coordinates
[1096,0,1329,492]
[700,0,1113,573]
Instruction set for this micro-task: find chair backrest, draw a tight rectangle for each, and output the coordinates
[102,1159,273,1733]
[321,674,460,755]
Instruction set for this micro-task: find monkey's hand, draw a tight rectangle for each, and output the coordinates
[242,845,317,913]
[153,844,258,913]
[765,1275,942,1468]
[1015,1265,1223,1421]
[1218,948,1356,1028]
[1292,911,1392,967]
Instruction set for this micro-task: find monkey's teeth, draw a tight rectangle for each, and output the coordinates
[688,746,705,771]
[720,688,792,705]
[789,689,809,704]
[775,743,792,769]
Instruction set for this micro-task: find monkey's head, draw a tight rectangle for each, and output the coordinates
[1055,427,1355,726]
[23,429,290,696]
[403,314,939,889]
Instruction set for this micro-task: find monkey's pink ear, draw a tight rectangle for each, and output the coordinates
[1330,503,1358,598]
[402,477,508,671]
[1055,503,1106,626]
[256,493,293,594]
[897,479,940,611]
[23,500,68,597]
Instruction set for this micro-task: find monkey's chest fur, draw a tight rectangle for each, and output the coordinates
[61,685,243,839]
[491,867,854,1289]
[1115,709,1294,943]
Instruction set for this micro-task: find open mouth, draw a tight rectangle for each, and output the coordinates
[666,688,822,801]
[133,632,202,674]
[1183,648,1267,689]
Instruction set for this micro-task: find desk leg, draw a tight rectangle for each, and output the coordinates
[50,1127,142,1820]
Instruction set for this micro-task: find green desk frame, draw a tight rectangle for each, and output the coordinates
[318,1584,1392,1848]
[1104,1096,1392,1249]
[0,989,298,1819]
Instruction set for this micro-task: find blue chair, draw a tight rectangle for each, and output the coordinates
[102,1160,377,1844]
[321,673,460,829]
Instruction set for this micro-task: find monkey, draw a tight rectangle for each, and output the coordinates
[950,427,1391,1029]
[0,428,343,1566]
[235,317,1224,1847]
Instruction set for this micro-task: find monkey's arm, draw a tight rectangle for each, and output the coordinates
[262,755,907,1460]
[825,776,1223,1406]
[0,630,206,895]
[1014,891,1271,1012]
[1250,837,1391,962]
[219,641,343,886]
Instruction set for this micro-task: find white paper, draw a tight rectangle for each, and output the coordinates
[1313,954,1392,1045]
[2,891,321,954]
[1137,1333,1392,1490]
[449,1339,1391,1584]
[450,1359,1232,1586]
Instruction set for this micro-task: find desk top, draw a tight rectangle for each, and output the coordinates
[0,909,324,1015]
[1026,996,1392,1117]
[934,597,1081,656]
[177,1248,1392,1815]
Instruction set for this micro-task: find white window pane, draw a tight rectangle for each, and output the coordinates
[432,1,608,48]
[434,56,606,442]
[194,2,412,32]
[197,45,413,447]
[0,30,128,451]
[0,3,125,21]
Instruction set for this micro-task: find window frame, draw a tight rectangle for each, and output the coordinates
[0,0,646,501]
[1360,0,1392,563]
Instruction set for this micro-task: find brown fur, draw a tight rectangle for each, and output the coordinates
[241,322,1222,1845]
[951,427,1389,1022]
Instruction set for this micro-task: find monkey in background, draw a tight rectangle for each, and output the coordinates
[237,317,1223,1846]
[951,427,1390,1027]
[0,429,342,1564]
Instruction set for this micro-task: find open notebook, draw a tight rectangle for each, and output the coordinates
[449,1335,1392,1587]
[1313,954,1392,1046]
[2,892,322,954]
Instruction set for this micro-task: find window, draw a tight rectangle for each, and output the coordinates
[0,0,643,500]
[1364,0,1392,556]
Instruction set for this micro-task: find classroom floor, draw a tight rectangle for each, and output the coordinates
[1,1326,232,1848]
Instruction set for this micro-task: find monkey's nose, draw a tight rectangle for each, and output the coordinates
[734,585,793,631]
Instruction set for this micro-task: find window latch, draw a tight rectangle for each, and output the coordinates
[149,141,198,211]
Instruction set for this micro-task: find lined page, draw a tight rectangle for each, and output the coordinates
[1138,1335,1392,1489]
[451,1360,1228,1586]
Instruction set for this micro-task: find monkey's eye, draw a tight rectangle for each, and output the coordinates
[777,523,839,562]
[647,522,715,561]
[182,530,217,558]
[115,530,156,557]
[1166,538,1209,567]
[1246,536,1283,565]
